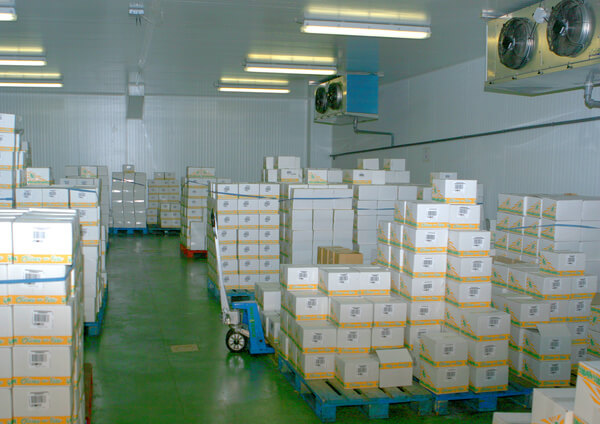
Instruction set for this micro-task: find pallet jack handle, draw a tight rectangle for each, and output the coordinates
[211,210,240,325]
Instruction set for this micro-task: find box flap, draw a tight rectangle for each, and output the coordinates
[536,323,570,337]
[376,348,413,365]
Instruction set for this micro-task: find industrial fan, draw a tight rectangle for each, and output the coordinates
[314,86,328,114]
[327,82,343,110]
[547,0,594,57]
[497,17,536,70]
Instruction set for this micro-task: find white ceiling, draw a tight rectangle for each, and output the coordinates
[0,0,537,97]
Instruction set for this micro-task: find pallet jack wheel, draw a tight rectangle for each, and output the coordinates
[226,329,248,353]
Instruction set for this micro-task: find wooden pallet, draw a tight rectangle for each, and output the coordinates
[85,285,108,337]
[417,377,533,415]
[206,278,255,302]
[179,243,207,258]
[277,356,433,422]
[109,227,148,235]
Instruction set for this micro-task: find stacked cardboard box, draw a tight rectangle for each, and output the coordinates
[279,183,353,264]
[110,165,146,229]
[493,360,600,424]
[206,182,281,290]
[0,209,85,424]
[273,264,413,388]
[317,246,363,264]
[493,193,600,380]
[262,156,303,183]
[147,172,180,228]
[0,114,27,208]
[63,165,110,230]
[16,180,108,323]
[179,167,222,251]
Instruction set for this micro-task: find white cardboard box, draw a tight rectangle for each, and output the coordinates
[292,321,337,353]
[574,361,600,424]
[376,348,412,387]
[329,297,373,328]
[522,324,571,361]
[334,354,379,388]
[531,388,576,424]
[371,326,405,349]
[432,179,477,204]
[418,362,468,394]
[336,328,372,353]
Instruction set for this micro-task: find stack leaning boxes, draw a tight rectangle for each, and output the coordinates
[63,165,110,231]
[147,171,180,229]
[0,114,28,209]
[17,171,108,324]
[206,181,281,290]
[262,156,302,184]
[493,193,600,384]
[110,165,146,229]
[493,360,600,424]
[0,209,85,424]
[347,158,411,265]
[279,182,353,264]
[273,263,413,389]
[179,167,222,251]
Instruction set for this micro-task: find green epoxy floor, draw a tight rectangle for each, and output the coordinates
[84,236,524,423]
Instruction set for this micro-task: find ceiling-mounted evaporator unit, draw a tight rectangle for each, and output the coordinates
[314,74,378,125]
[485,0,600,99]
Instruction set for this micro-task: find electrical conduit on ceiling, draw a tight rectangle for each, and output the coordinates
[330,115,600,159]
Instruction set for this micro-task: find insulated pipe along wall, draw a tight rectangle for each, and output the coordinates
[331,57,600,220]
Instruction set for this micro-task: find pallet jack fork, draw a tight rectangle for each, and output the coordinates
[211,211,274,355]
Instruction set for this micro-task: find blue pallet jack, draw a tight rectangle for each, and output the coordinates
[211,212,274,355]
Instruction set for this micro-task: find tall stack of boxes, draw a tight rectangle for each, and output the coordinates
[273,263,413,389]
[279,183,353,264]
[493,360,600,424]
[16,174,108,324]
[206,182,281,290]
[0,210,85,424]
[179,167,219,251]
[147,171,180,229]
[493,193,599,383]
[0,114,26,209]
[110,165,146,229]
[262,156,303,183]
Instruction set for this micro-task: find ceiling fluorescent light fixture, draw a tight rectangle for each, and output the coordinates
[0,7,16,21]
[0,55,46,66]
[301,19,431,39]
[0,79,62,87]
[218,86,290,94]
[220,77,288,86]
[245,62,336,76]
[247,53,336,64]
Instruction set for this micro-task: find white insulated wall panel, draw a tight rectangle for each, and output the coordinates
[332,57,600,220]
[0,93,311,182]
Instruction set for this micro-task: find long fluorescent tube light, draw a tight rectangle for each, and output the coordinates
[0,56,46,66]
[301,19,431,39]
[247,53,336,64]
[0,7,16,21]
[245,63,336,76]
[0,80,62,87]
[220,77,288,85]
[218,86,290,94]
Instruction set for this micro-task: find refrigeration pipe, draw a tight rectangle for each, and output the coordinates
[330,115,600,159]
[352,117,394,147]
[584,80,600,109]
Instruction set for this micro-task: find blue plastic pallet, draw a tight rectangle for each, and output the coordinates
[277,356,433,422]
[148,225,180,235]
[109,227,148,235]
[85,285,109,337]
[206,278,255,302]
[416,377,533,415]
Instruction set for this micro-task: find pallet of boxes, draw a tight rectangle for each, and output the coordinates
[110,165,147,231]
[346,158,411,265]
[262,155,303,183]
[206,181,281,291]
[492,194,599,386]
[180,167,219,252]
[147,171,180,230]
[493,360,600,424]
[0,210,86,424]
[14,165,108,327]
[378,173,512,395]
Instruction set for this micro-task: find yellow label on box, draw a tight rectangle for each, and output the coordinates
[380,361,412,370]
[317,287,361,297]
[469,384,508,393]
[0,336,13,346]
[334,375,377,389]
[337,347,370,354]
[13,254,72,265]
[15,417,73,424]
[14,336,72,346]
[0,377,11,387]
[373,321,405,327]
[11,295,69,305]
[13,376,72,386]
